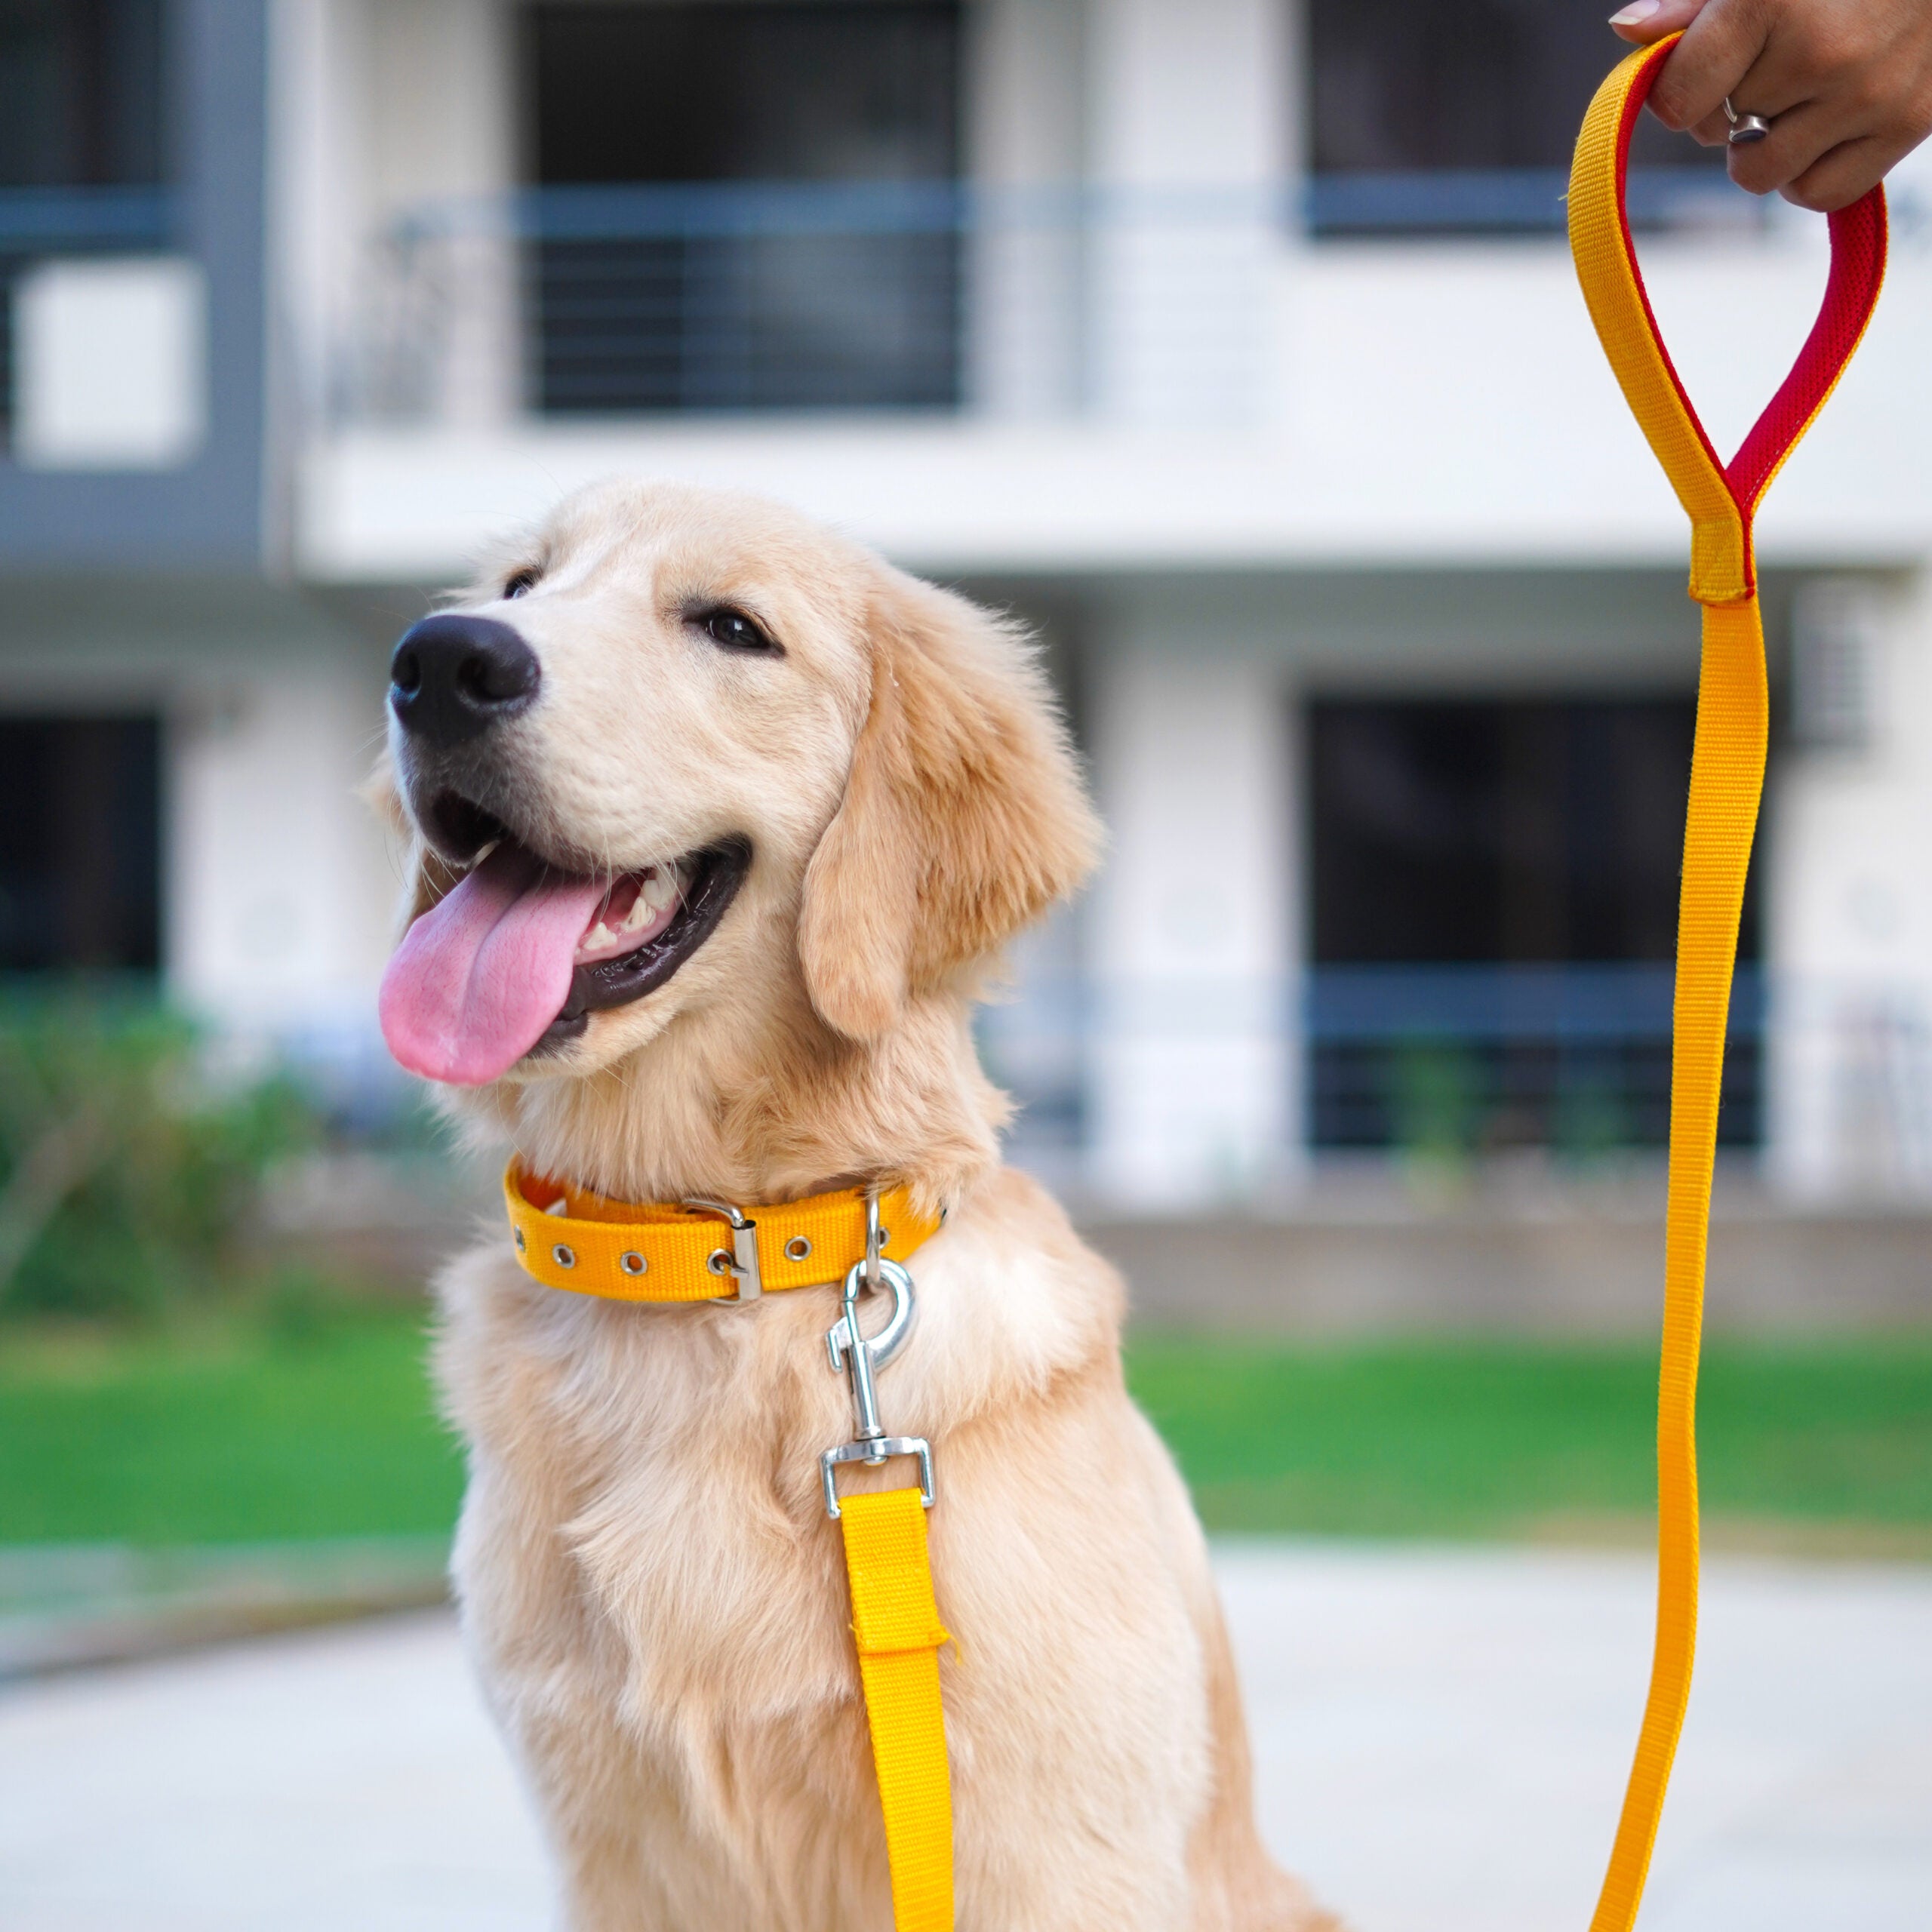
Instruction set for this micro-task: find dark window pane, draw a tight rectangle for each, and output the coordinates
[0,0,166,189]
[1306,0,1727,235]
[531,4,957,186]
[0,717,162,974]
[1309,0,1718,174]
[1307,697,1759,1149]
[1310,697,1757,965]
[525,2,961,414]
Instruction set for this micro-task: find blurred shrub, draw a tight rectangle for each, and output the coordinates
[1389,1036,1484,1173]
[0,990,319,1321]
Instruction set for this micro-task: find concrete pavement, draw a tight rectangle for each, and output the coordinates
[1,1543,1926,1931]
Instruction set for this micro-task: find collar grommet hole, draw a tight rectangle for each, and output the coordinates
[552,1244,576,1269]
[618,1251,647,1276]
[785,1235,812,1262]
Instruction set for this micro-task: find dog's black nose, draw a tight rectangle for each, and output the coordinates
[389,615,540,747]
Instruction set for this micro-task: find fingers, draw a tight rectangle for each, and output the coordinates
[1644,0,1775,133]
[1607,0,1932,212]
[1780,132,1898,212]
[1609,0,1709,45]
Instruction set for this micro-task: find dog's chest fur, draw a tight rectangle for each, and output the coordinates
[429,1169,1235,1927]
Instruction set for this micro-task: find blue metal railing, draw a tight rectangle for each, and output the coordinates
[977,964,1765,1157]
[0,186,176,251]
[1306,166,1753,236]
[349,171,1792,423]
[1306,963,1764,1042]
[1306,963,1761,1152]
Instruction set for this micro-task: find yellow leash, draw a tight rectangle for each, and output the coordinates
[1569,40,1887,1931]
[838,1486,955,1932]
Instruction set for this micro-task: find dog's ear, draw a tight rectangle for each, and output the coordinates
[798,571,1102,1039]
[361,751,460,930]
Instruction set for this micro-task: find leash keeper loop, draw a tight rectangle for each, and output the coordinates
[1568,37,1886,1932]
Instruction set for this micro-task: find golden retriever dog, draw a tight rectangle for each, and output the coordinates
[375,479,1334,1931]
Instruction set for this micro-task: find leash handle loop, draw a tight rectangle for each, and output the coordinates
[1568,38,1886,1932]
[1571,35,1887,605]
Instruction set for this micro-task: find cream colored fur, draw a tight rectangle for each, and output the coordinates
[383,481,1335,1930]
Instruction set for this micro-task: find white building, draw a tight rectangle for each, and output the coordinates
[6,0,1932,1204]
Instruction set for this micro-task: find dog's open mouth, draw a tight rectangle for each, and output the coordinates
[378,822,749,1087]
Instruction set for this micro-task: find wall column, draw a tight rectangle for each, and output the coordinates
[1764,570,1932,1200]
[166,651,397,1044]
[1084,628,1300,1206]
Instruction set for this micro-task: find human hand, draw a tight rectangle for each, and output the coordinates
[1609,0,1932,210]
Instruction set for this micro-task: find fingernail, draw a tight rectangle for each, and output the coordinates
[1610,2,1662,23]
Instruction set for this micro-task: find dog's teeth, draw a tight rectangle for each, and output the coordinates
[639,867,681,915]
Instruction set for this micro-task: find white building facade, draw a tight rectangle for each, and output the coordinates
[7,0,1932,1204]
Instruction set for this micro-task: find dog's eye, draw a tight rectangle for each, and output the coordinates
[694,606,781,654]
[503,567,540,600]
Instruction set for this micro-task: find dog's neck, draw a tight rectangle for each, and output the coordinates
[466,978,1004,1217]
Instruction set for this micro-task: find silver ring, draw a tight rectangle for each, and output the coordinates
[1724,97,1771,145]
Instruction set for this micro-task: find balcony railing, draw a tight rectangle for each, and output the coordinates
[336,179,1294,429]
[976,964,1778,1161]
[0,186,175,252]
[333,168,1856,432]
[1303,964,1761,1152]
[1306,166,1758,237]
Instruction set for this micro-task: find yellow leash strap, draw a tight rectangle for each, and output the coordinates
[839,1487,954,1932]
[503,1159,940,1303]
[1569,40,1886,1932]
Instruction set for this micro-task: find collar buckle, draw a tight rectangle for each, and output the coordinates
[682,1198,763,1303]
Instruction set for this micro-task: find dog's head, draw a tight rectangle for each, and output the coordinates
[375,481,1100,1094]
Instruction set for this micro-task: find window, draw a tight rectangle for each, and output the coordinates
[0,1,171,441]
[0,0,165,190]
[525,2,961,414]
[1307,697,1760,1151]
[0,717,162,974]
[1306,0,1728,235]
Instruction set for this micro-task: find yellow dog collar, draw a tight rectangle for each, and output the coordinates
[503,1159,941,1303]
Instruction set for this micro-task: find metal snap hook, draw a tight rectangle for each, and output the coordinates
[819,1254,933,1518]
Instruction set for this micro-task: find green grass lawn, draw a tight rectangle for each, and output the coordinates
[0,1310,463,1544]
[2,1309,1928,1552]
[1130,1334,1932,1552]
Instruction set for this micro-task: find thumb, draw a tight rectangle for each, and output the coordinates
[1608,0,1706,45]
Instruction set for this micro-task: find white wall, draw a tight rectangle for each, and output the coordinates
[1766,570,1932,1200]
[1084,620,1299,1204]
[968,0,1087,415]
[1084,0,1287,425]
[167,654,398,1037]
[275,0,517,429]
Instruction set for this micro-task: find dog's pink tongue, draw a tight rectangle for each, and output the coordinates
[380,844,608,1086]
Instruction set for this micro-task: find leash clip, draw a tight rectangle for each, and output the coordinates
[820,1198,934,1518]
[682,1197,763,1303]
